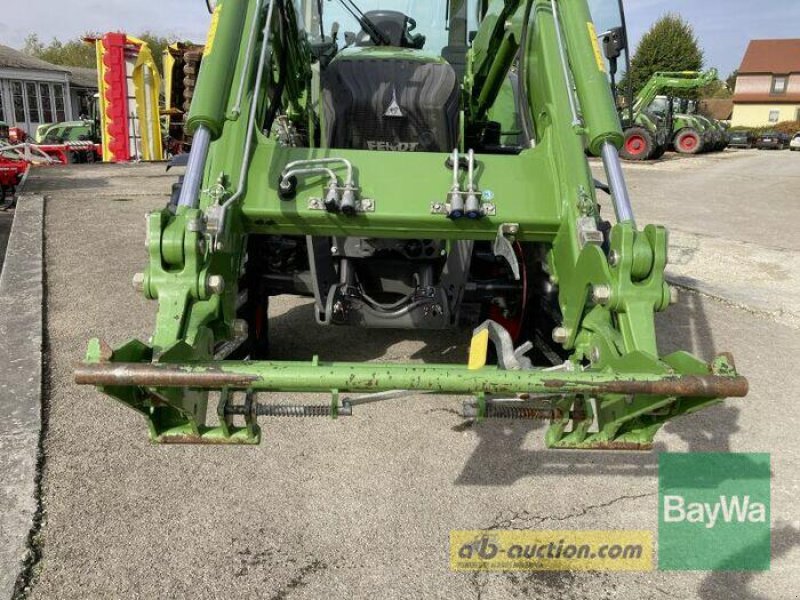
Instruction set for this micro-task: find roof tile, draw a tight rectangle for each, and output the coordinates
[0,44,71,73]
[739,39,800,74]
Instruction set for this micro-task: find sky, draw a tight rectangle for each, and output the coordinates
[2,0,799,78]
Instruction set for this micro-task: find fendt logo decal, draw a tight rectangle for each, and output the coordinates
[366,141,420,151]
[384,87,404,118]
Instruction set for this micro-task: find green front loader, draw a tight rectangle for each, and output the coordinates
[74,0,747,450]
[634,69,724,155]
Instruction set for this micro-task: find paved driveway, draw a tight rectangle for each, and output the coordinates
[15,153,800,599]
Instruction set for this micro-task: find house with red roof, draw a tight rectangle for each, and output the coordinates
[731,39,800,127]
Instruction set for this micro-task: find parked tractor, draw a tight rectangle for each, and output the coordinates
[634,70,725,155]
[75,0,747,450]
[33,99,102,164]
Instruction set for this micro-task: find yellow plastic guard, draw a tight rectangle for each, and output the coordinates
[468,328,490,371]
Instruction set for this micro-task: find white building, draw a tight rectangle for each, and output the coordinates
[0,44,98,137]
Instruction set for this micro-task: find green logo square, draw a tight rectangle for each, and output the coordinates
[659,453,770,571]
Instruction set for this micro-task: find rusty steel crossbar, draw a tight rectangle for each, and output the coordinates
[74,361,749,398]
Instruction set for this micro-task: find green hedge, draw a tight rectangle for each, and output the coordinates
[729,120,800,135]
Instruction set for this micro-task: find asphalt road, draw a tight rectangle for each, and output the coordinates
[18,151,800,599]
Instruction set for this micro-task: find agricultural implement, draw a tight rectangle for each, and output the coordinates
[86,33,164,162]
[0,140,70,207]
[163,42,207,155]
[75,0,748,449]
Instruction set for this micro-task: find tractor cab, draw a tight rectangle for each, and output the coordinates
[309,1,481,154]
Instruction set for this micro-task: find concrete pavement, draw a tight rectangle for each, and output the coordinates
[0,197,43,600]
[7,152,800,599]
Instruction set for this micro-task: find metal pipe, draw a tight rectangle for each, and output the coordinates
[448,148,464,218]
[283,157,353,186]
[550,0,580,127]
[465,149,481,219]
[281,167,338,185]
[74,361,748,398]
[600,141,636,225]
[230,0,265,119]
[451,149,460,188]
[467,149,475,189]
[177,125,212,208]
[214,0,277,236]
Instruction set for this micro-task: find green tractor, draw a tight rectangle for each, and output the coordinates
[635,70,724,155]
[619,109,669,161]
[678,97,728,151]
[34,94,102,162]
[75,0,747,450]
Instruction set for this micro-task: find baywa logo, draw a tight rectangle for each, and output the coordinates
[659,453,771,571]
[663,494,767,529]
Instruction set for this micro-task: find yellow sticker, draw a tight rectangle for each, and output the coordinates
[451,530,654,572]
[587,22,607,73]
[205,3,223,57]
[468,328,490,371]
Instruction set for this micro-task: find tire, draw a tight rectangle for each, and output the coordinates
[675,129,703,155]
[228,237,271,360]
[620,127,654,161]
[227,292,270,360]
[650,142,667,160]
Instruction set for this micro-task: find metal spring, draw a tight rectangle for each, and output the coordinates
[224,402,353,418]
[485,406,557,420]
[257,405,332,417]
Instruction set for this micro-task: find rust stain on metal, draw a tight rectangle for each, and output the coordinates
[717,352,736,370]
[75,364,260,388]
[542,375,748,398]
[98,340,114,363]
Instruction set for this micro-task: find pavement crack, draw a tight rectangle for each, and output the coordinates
[668,278,799,330]
[266,559,327,600]
[488,492,655,530]
[11,202,50,600]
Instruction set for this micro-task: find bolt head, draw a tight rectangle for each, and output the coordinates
[592,284,612,305]
[132,272,145,292]
[552,327,569,345]
[207,274,225,295]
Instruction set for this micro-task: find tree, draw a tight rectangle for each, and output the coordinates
[22,32,176,69]
[135,32,173,64]
[625,14,704,95]
[726,70,739,94]
[700,78,732,99]
[22,33,97,68]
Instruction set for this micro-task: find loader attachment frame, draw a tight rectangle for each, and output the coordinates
[75,0,748,450]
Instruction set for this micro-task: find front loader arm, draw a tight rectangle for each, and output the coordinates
[633,68,719,112]
[76,0,747,450]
